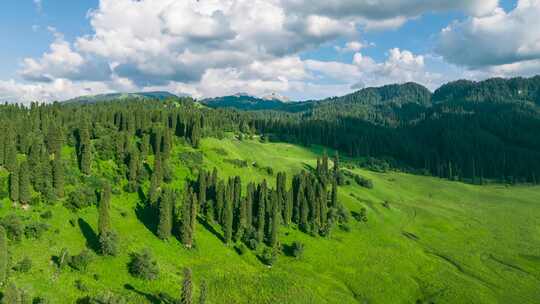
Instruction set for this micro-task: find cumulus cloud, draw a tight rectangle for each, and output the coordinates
[9,0,530,103]
[437,0,540,68]
[282,0,499,26]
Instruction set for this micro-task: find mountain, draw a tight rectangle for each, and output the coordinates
[202,93,292,111]
[262,92,291,102]
[64,91,178,103]
[432,76,540,105]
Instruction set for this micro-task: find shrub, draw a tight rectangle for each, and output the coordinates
[128,249,159,280]
[224,159,248,168]
[40,210,53,219]
[75,279,89,292]
[352,208,368,223]
[69,249,93,271]
[24,222,49,239]
[291,242,305,258]
[64,186,97,211]
[13,257,32,273]
[0,214,24,241]
[234,243,248,255]
[259,247,278,266]
[98,231,118,256]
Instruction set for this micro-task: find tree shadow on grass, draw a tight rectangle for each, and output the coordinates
[124,284,176,304]
[197,216,225,243]
[281,243,295,257]
[135,202,158,237]
[78,218,99,253]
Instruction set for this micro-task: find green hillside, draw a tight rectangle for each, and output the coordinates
[2,136,539,303]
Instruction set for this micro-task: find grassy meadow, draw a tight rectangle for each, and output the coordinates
[1,136,539,303]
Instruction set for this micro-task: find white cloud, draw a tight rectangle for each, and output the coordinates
[437,0,540,68]
[33,0,42,12]
[9,0,534,103]
[335,41,373,53]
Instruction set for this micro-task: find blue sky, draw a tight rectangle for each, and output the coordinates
[1,0,538,103]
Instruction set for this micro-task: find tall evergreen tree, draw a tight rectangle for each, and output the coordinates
[223,188,233,244]
[0,226,7,285]
[181,188,197,248]
[78,122,93,175]
[19,161,31,204]
[98,183,117,256]
[9,168,19,203]
[330,179,338,209]
[269,191,280,248]
[180,268,193,304]
[199,280,207,304]
[52,153,64,198]
[197,170,207,215]
[215,181,225,224]
[157,189,173,240]
[256,180,267,243]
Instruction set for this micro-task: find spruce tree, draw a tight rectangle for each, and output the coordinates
[215,181,224,224]
[330,179,338,209]
[246,183,255,228]
[157,189,173,240]
[78,122,93,175]
[197,170,207,214]
[127,148,139,192]
[9,168,19,203]
[98,183,117,256]
[223,189,233,244]
[181,188,197,248]
[269,191,280,248]
[4,144,17,174]
[181,267,193,304]
[256,180,267,243]
[0,226,7,285]
[52,153,64,198]
[19,161,31,204]
[199,280,207,304]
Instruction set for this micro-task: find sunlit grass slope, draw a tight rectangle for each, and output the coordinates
[1,136,539,303]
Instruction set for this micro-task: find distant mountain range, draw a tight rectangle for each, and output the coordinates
[63,76,540,115]
[64,91,178,103]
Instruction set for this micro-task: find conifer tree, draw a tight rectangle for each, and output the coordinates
[127,148,139,191]
[0,226,7,285]
[5,144,17,173]
[9,168,19,203]
[330,179,338,209]
[19,161,31,204]
[223,189,233,244]
[53,153,64,198]
[78,122,93,175]
[197,170,207,214]
[181,267,193,304]
[181,188,197,248]
[233,176,242,208]
[256,180,267,243]
[234,197,247,241]
[215,181,225,224]
[199,280,207,304]
[269,191,280,248]
[98,183,117,256]
[162,129,172,160]
[98,184,112,235]
[246,183,255,228]
[157,189,173,240]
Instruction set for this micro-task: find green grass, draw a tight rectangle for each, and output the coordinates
[1,136,540,303]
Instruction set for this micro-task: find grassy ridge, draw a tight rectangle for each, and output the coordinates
[1,137,539,303]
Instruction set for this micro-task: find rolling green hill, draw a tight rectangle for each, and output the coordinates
[1,136,539,303]
[64,91,178,104]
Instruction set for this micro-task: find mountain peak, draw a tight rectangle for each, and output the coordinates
[262,92,291,102]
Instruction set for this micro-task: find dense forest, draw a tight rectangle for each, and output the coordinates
[232,76,540,184]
